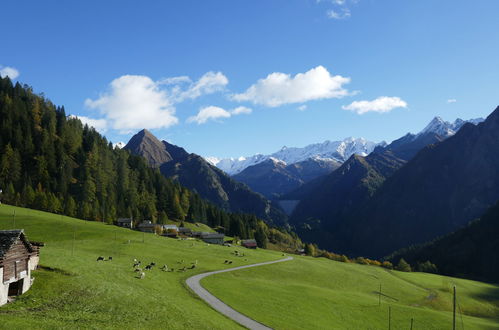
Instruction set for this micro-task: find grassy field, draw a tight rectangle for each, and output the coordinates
[202,254,499,329]
[0,204,281,329]
[1,204,499,329]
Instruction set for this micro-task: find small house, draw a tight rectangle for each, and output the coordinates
[0,230,41,306]
[200,233,225,245]
[161,225,179,232]
[116,218,133,229]
[241,239,258,249]
[137,220,156,233]
[178,227,192,236]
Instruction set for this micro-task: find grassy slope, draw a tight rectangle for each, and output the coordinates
[0,204,281,329]
[203,256,499,329]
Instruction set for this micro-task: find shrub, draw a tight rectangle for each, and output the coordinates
[395,258,412,272]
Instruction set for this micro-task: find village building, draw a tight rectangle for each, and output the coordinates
[241,239,258,249]
[178,227,192,236]
[161,224,179,232]
[200,233,225,245]
[116,218,133,229]
[0,230,41,306]
[137,220,156,233]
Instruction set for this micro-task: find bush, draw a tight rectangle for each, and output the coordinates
[395,258,412,272]
[381,261,393,269]
[416,260,438,274]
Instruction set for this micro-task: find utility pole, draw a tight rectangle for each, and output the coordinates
[379,283,382,306]
[453,286,456,330]
[72,229,76,257]
[410,318,414,330]
[13,210,16,227]
[388,306,391,330]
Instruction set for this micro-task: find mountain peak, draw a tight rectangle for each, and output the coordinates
[124,129,172,168]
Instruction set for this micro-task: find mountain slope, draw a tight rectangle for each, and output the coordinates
[125,131,288,225]
[233,157,341,199]
[289,116,485,255]
[337,106,499,257]
[389,200,499,283]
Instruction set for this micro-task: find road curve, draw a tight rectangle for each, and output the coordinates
[186,256,293,330]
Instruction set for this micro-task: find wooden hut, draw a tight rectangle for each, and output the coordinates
[0,230,41,306]
[241,239,258,249]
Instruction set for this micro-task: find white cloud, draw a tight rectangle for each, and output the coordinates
[69,115,108,133]
[342,96,407,115]
[187,105,252,125]
[327,8,351,19]
[298,105,308,111]
[84,71,229,133]
[169,71,228,102]
[447,99,457,103]
[232,66,350,107]
[187,106,231,124]
[231,106,252,115]
[0,66,20,79]
[85,75,178,132]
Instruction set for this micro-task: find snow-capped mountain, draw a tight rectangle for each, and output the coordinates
[113,142,126,149]
[207,137,380,175]
[417,116,484,138]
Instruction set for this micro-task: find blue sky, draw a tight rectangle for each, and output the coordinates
[2,0,498,158]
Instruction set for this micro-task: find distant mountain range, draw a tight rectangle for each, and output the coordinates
[233,157,341,199]
[207,137,380,175]
[288,114,486,257]
[124,129,287,225]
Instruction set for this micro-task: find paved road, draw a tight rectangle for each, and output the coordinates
[186,256,293,330]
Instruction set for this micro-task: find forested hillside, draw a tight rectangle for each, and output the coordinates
[0,77,300,248]
[389,200,499,283]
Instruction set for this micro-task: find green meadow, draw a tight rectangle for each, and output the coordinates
[0,204,280,329]
[202,255,499,329]
[1,204,499,329]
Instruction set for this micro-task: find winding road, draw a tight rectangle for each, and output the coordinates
[186,256,293,330]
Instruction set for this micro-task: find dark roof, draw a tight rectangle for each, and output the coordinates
[117,218,133,223]
[200,233,224,239]
[241,239,257,246]
[0,229,33,258]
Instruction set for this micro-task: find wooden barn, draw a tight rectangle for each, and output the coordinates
[241,239,258,249]
[0,230,41,306]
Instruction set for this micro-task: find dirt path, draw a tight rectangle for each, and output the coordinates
[186,256,293,330]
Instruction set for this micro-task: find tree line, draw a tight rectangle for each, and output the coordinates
[0,76,301,249]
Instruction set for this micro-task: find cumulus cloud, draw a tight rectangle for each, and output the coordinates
[187,106,231,124]
[187,105,252,124]
[447,99,457,103]
[231,106,252,115]
[83,71,229,133]
[342,96,407,115]
[0,66,20,79]
[69,115,108,133]
[160,71,229,102]
[298,105,308,111]
[85,75,178,132]
[232,66,350,107]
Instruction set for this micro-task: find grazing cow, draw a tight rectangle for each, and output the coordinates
[228,261,233,264]
[189,264,196,269]
[145,264,153,270]
[161,265,168,271]
[133,261,141,268]
[139,272,145,279]
[108,256,113,261]
[150,262,156,266]
[97,256,104,261]
[134,268,142,273]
